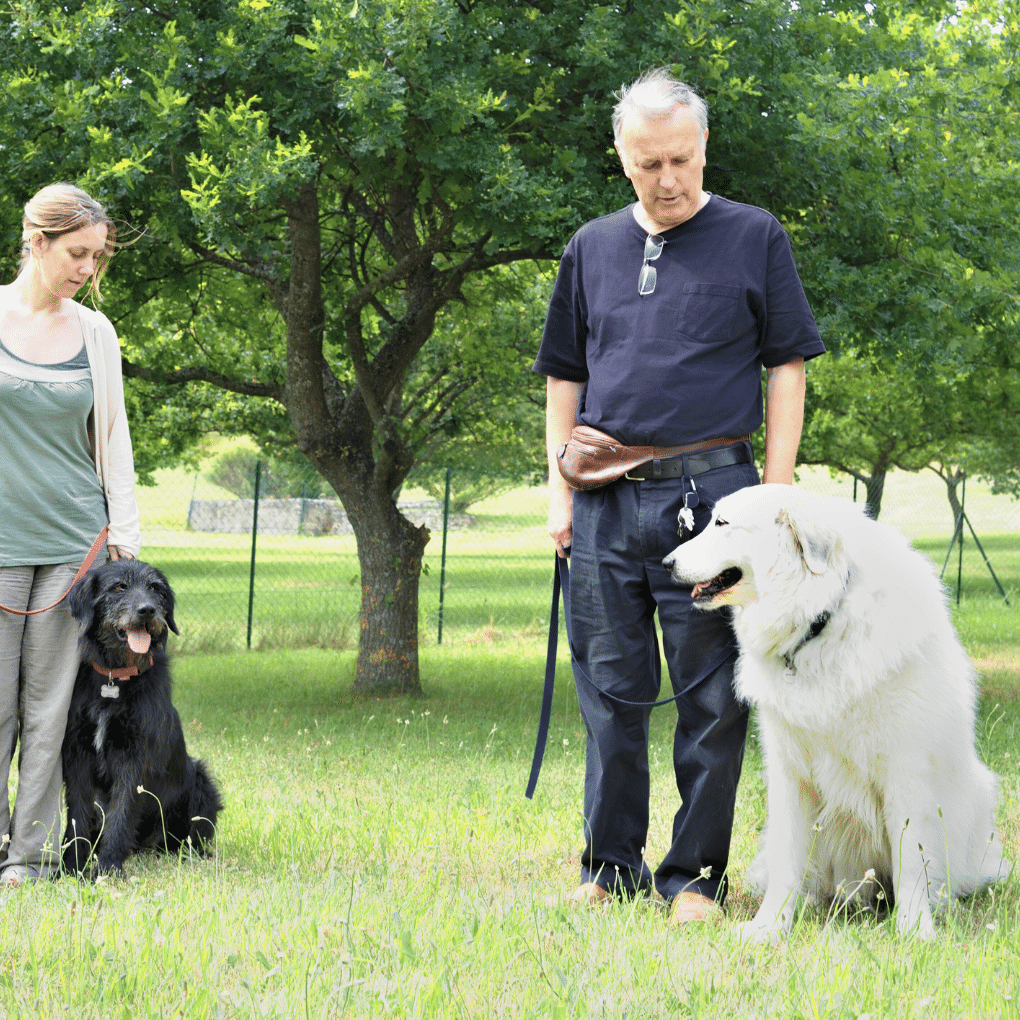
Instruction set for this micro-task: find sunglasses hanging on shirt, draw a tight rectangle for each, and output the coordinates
[638,233,665,296]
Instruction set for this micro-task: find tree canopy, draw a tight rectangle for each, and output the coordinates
[787,3,1020,516]
[2,0,1017,691]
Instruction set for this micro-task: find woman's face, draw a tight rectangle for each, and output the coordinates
[33,223,109,300]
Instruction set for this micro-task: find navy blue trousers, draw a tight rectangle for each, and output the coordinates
[569,454,759,903]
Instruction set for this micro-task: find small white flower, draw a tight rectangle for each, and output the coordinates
[863,868,875,880]
[699,866,712,881]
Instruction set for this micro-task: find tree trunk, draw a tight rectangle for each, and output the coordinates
[853,470,886,519]
[944,467,965,525]
[340,485,429,695]
[281,182,428,695]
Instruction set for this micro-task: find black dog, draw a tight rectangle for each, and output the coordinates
[61,559,223,878]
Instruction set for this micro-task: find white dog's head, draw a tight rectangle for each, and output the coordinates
[662,484,856,618]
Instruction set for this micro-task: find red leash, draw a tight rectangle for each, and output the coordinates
[0,525,109,617]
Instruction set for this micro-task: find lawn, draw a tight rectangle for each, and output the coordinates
[1,628,1017,1017]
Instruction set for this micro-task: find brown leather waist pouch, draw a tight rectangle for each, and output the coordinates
[556,425,749,491]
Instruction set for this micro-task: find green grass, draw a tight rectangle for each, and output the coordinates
[1,637,1018,1017]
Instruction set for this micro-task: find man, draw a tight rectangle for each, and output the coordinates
[533,68,826,925]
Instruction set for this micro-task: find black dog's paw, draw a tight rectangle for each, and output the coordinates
[62,851,94,881]
[95,857,126,879]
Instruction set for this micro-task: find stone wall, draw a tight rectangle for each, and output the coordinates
[186,498,473,536]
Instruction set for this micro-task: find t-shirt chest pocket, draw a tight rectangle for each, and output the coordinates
[674,283,743,343]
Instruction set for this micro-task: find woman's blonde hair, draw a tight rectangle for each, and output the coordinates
[20,183,116,303]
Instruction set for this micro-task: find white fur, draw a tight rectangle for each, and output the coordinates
[663,484,1009,942]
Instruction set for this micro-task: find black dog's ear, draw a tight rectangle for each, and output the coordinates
[157,571,179,635]
[68,570,98,631]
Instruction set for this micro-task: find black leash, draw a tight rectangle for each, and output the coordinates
[525,553,569,800]
[525,552,738,799]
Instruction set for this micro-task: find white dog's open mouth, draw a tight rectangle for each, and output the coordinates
[691,567,743,603]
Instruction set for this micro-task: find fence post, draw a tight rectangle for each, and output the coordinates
[956,474,965,605]
[247,459,262,649]
[437,467,451,645]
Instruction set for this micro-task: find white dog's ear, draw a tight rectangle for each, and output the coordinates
[776,504,836,576]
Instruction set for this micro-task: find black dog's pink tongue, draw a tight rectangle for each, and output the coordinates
[126,629,152,654]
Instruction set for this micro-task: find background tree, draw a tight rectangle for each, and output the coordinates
[401,267,549,512]
[799,344,1020,520]
[787,2,1020,514]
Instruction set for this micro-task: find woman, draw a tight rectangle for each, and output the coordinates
[0,183,141,886]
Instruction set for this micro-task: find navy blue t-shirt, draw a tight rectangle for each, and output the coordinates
[533,196,826,447]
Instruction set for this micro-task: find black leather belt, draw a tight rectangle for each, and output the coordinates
[624,442,751,481]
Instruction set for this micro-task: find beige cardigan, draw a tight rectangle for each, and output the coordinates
[78,304,141,557]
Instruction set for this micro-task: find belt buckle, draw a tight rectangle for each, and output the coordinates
[624,470,644,482]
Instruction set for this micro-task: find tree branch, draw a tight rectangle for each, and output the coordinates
[122,357,284,400]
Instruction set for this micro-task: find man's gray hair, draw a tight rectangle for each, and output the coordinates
[612,68,709,143]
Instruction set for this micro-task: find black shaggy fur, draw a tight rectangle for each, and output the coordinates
[61,559,223,878]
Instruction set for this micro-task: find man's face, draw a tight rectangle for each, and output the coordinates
[616,105,708,233]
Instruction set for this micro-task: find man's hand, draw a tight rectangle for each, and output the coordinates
[549,484,574,558]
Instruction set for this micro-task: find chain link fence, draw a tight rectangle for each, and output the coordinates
[136,456,1019,654]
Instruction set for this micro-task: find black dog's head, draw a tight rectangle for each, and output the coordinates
[69,559,179,669]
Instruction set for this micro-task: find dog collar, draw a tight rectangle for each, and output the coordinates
[92,653,155,699]
[782,610,832,675]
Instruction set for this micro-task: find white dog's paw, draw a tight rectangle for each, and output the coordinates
[896,904,936,941]
[737,909,793,945]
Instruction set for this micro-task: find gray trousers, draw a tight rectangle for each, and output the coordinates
[0,563,82,875]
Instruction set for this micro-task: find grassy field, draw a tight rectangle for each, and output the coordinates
[0,628,1018,1017]
[0,465,1015,1016]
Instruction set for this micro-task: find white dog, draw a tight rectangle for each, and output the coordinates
[663,484,1008,942]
